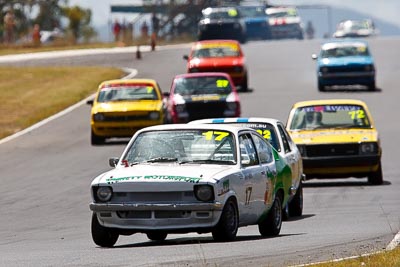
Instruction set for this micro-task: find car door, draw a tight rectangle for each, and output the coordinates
[277,123,301,188]
[237,133,265,224]
[251,133,277,213]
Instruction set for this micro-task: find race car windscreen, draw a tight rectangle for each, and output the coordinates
[122,130,237,165]
[174,76,232,95]
[97,85,158,102]
[290,105,372,130]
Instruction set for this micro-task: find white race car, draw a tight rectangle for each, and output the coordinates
[89,124,293,247]
[189,117,304,218]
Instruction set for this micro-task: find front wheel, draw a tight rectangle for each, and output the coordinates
[146,231,168,241]
[368,162,383,185]
[289,181,303,217]
[318,81,326,92]
[212,199,238,242]
[367,81,376,91]
[91,213,119,247]
[258,193,282,237]
[91,130,105,145]
[241,74,248,92]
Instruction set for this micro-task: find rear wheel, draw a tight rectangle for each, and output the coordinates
[91,130,105,145]
[368,161,383,185]
[367,80,376,91]
[258,193,282,237]
[146,231,168,241]
[91,213,119,247]
[289,181,303,217]
[212,199,238,242]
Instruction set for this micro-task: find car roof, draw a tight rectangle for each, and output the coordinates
[173,72,232,79]
[99,79,157,88]
[321,39,369,47]
[189,117,281,126]
[137,123,253,135]
[291,99,368,108]
[193,39,240,47]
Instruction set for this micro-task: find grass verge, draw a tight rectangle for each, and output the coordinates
[0,66,124,139]
[303,246,400,267]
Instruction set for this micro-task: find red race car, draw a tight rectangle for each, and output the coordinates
[165,72,241,123]
[183,40,249,91]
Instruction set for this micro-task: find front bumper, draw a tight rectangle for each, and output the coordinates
[91,119,163,137]
[303,154,380,178]
[319,71,375,86]
[90,202,223,230]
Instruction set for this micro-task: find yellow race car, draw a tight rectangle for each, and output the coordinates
[87,79,167,145]
[286,99,382,185]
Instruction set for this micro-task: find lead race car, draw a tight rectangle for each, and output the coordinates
[89,124,292,247]
[189,117,304,218]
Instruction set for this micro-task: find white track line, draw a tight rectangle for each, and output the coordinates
[0,68,137,145]
[387,230,400,250]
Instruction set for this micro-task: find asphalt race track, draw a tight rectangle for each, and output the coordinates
[0,37,399,266]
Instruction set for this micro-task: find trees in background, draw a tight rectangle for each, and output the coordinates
[1,0,96,45]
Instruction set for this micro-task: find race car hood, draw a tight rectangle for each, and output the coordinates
[92,163,238,191]
[93,100,162,113]
[189,57,244,69]
[319,56,373,67]
[289,128,379,145]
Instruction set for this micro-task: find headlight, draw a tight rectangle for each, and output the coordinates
[227,102,238,110]
[360,142,378,154]
[93,113,105,121]
[95,186,113,202]
[364,64,374,71]
[194,185,214,202]
[233,66,243,73]
[149,111,160,120]
[175,104,186,113]
[320,67,329,73]
[189,68,199,73]
[233,22,241,29]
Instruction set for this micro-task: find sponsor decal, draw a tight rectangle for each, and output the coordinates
[218,179,230,196]
[106,175,202,184]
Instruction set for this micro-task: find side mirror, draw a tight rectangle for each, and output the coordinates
[311,54,318,60]
[183,55,189,61]
[86,99,94,106]
[109,157,119,167]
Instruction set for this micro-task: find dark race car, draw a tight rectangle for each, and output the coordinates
[198,7,246,43]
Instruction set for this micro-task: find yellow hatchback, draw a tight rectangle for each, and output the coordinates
[286,99,382,185]
[87,79,166,145]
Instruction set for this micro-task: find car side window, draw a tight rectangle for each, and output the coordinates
[251,134,273,164]
[239,134,259,166]
[277,124,291,154]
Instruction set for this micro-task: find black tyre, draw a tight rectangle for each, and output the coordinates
[258,193,282,237]
[318,81,326,92]
[241,74,248,92]
[368,162,383,185]
[212,199,239,242]
[146,231,168,241]
[367,81,376,91]
[91,213,119,247]
[91,130,105,145]
[288,181,303,217]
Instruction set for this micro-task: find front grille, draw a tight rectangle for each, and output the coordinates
[186,101,227,120]
[305,143,359,157]
[112,191,196,203]
[103,114,149,122]
[325,66,367,73]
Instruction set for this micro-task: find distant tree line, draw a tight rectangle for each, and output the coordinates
[1,0,96,45]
